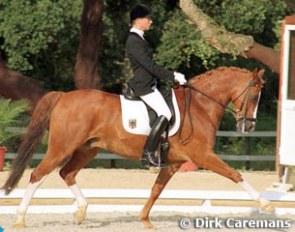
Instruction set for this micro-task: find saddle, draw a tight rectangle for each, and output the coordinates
[123,84,176,127]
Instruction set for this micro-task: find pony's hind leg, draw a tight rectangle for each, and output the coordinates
[140,164,180,228]
[59,146,98,224]
[196,152,274,212]
[14,175,48,228]
[14,149,71,227]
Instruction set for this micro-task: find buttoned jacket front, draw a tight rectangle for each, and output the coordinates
[126,32,174,96]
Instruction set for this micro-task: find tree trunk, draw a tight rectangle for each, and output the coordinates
[179,0,280,73]
[244,42,280,73]
[0,55,47,111]
[74,0,104,89]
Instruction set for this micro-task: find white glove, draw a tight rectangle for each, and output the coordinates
[174,72,187,85]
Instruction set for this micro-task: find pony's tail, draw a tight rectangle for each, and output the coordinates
[2,91,64,194]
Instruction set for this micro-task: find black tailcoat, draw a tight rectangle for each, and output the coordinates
[126,32,174,96]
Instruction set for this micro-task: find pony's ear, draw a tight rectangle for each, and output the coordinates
[253,69,265,86]
[252,68,258,77]
[257,69,265,79]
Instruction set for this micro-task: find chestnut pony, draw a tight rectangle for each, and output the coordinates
[2,67,273,228]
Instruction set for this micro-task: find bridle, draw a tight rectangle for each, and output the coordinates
[178,80,263,144]
[231,80,264,123]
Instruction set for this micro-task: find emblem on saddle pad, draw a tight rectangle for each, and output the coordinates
[128,119,137,129]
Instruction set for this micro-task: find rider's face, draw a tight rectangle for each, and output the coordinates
[134,17,153,31]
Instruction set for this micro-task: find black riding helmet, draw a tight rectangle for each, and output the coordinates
[130,4,151,22]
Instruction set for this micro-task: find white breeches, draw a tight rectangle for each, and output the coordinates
[140,88,172,121]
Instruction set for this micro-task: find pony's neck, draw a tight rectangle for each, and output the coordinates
[189,67,249,131]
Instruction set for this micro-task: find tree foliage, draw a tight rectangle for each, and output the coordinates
[0,0,82,89]
[157,10,219,73]
[210,0,289,47]
[156,0,290,72]
[0,98,30,145]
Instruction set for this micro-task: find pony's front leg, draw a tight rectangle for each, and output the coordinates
[239,179,274,212]
[14,175,47,228]
[197,153,275,213]
[140,165,180,229]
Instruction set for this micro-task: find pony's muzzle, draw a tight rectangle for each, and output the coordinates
[236,117,256,134]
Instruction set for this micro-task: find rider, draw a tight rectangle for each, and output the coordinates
[125,3,187,168]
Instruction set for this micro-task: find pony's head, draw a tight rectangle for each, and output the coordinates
[232,69,265,134]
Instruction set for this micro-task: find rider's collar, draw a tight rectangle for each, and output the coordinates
[130,27,144,40]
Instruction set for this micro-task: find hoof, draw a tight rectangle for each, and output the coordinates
[13,216,26,228]
[260,202,275,213]
[259,198,275,213]
[13,221,25,228]
[141,219,154,229]
[74,205,88,224]
[140,216,153,229]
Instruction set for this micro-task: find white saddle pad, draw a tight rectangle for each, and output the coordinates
[120,91,180,136]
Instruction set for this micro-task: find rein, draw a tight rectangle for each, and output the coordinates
[178,86,193,144]
[178,80,262,144]
[183,83,237,114]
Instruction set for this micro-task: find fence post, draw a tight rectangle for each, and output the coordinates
[245,137,251,170]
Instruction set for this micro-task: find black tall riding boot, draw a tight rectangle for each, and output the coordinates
[141,115,169,168]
